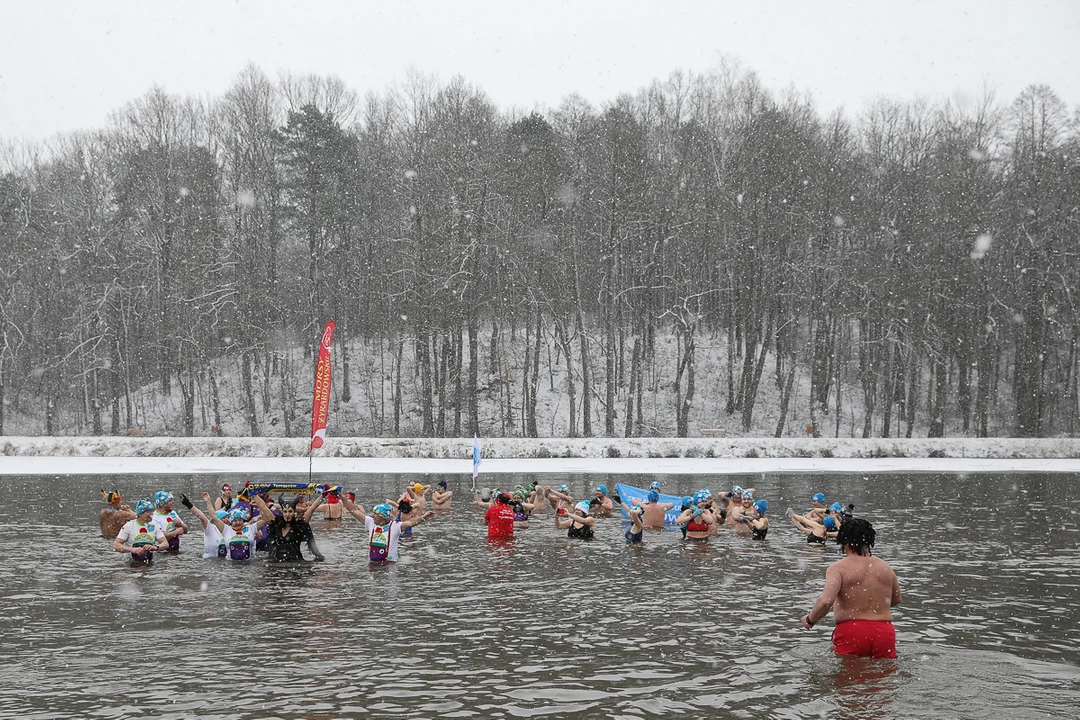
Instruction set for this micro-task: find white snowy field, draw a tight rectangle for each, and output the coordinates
[1,435,1078,475]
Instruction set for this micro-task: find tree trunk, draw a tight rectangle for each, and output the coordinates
[242,350,260,436]
[468,316,479,437]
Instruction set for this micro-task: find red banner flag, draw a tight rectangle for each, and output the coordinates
[310,320,335,449]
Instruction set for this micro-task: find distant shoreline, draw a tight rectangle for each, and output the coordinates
[3,436,1079,459]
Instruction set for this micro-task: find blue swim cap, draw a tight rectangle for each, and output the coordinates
[647,490,660,503]
[596,485,608,495]
[812,492,826,504]
[823,515,837,530]
[373,503,394,519]
[215,510,228,520]
[732,485,744,496]
[754,499,768,515]
[575,501,592,514]
[741,490,755,501]
[681,496,693,508]
[703,488,713,498]
[649,481,661,491]
[228,509,247,522]
[558,484,569,492]
[154,490,173,507]
[135,499,154,515]
[830,502,843,512]
[693,491,705,504]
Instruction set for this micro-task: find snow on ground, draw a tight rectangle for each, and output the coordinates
[2,435,1078,475]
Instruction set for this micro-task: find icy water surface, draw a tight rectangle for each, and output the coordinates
[1,471,1078,719]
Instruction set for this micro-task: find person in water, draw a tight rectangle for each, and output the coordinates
[801,518,902,659]
[214,484,236,512]
[432,480,453,510]
[151,491,188,553]
[484,492,516,539]
[341,495,435,562]
[471,488,494,511]
[678,493,718,540]
[631,489,674,529]
[205,493,273,561]
[187,492,228,558]
[314,489,343,520]
[546,485,574,513]
[100,489,135,539]
[510,491,534,529]
[113,499,170,564]
[792,512,837,544]
[739,499,769,540]
[251,492,323,562]
[621,502,645,544]
[592,485,615,517]
[808,492,828,520]
[404,483,432,513]
[726,490,755,528]
[555,500,596,539]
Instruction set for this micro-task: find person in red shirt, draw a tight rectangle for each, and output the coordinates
[484,492,515,539]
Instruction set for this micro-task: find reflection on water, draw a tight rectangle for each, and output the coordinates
[0,472,1078,719]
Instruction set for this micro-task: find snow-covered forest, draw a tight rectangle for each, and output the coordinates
[1,62,1078,440]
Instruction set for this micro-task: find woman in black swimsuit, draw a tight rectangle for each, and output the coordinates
[739,499,769,540]
[252,493,323,561]
[555,501,596,539]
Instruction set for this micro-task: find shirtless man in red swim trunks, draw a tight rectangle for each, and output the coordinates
[800,518,902,658]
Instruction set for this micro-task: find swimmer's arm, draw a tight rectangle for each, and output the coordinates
[803,565,842,629]
[401,511,436,530]
[204,493,227,533]
[251,494,276,525]
[554,515,572,529]
[154,529,170,552]
[660,502,675,511]
[302,496,321,523]
[890,573,902,607]
[340,495,367,521]
[675,509,693,526]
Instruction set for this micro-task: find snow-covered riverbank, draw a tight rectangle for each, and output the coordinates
[2,435,1078,475]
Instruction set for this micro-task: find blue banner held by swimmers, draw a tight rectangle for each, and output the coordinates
[615,483,683,525]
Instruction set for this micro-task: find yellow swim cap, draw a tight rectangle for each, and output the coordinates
[412,483,423,493]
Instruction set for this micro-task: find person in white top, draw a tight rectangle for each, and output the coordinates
[113,499,170,564]
[341,497,435,563]
[151,491,188,553]
[179,493,227,559]
[205,498,273,561]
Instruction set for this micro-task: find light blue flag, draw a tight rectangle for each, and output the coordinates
[472,436,481,481]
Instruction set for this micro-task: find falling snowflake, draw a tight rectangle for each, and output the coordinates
[970,233,993,260]
[404,170,417,179]
[237,189,256,208]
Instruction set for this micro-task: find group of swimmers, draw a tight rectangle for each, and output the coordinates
[99,478,900,659]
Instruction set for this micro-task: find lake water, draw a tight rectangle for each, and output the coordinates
[1,471,1078,719]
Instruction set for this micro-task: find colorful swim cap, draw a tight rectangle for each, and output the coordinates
[830,502,843,513]
[596,485,608,495]
[222,483,232,492]
[732,485,744,496]
[754,499,768,515]
[823,515,837,530]
[632,505,646,517]
[373,503,394,518]
[412,483,424,493]
[498,492,512,504]
[154,490,173,507]
[703,488,713,498]
[693,491,705,504]
[681,496,693,508]
[647,490,660,503]
[558,484,569,493]
[574,501,591,514]
[215,510,228,520]
[135,499,154,515]
[229,509,247,522]
[741,490,754,501]
[102,490,123,506]
[649,481,662,491]
[480,489,492,500]
[812,492,826,504]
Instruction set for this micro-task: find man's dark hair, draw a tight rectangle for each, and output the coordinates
[835,517,876,556]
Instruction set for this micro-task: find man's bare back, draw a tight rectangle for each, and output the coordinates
[823,553,901,623]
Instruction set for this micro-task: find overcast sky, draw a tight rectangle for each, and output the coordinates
[1,0,1077,141]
